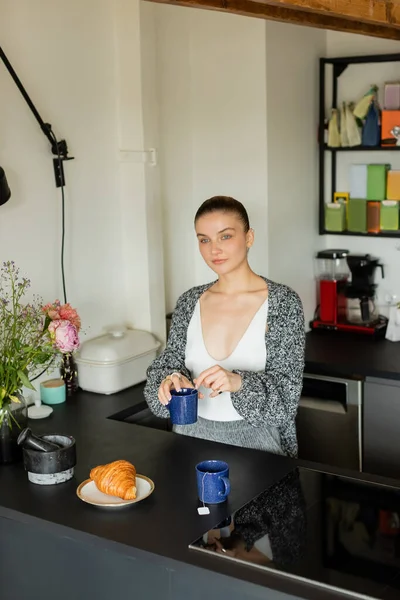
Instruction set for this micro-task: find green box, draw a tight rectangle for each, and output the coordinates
[380,201,399,230]
[348,198,367,232]
[325,203,346,232]
[367,164,390,200]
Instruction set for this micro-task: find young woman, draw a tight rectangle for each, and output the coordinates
[144,196,305,457]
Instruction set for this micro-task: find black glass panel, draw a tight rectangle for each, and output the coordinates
[189,468,400,600]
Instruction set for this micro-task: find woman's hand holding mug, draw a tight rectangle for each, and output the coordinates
[158,373,203,405]
[158,365,242,405]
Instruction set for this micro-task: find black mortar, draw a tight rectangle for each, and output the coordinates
[22,434,76,475]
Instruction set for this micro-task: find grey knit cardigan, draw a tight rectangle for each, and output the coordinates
[144,277,305,457]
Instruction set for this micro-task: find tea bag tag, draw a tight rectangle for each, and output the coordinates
[197,506,210,515]
[197,473,210,515]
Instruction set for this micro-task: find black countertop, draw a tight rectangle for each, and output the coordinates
[1,384,399,600]
[305,331,400,381]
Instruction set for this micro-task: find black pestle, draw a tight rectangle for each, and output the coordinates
[17,428,61,453]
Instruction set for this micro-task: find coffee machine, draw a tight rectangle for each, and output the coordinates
[311,249,388,336]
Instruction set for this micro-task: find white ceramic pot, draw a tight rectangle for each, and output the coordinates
[75,327,160,395]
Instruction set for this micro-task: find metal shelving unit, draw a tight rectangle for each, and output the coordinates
[319,52,400,238]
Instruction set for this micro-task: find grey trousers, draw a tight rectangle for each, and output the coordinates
[173,416,283,454]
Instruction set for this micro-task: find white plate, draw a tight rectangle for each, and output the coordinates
[28,405,53,419]
[76,474,155,508]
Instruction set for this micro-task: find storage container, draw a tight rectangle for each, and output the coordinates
[348,198,367,233]
[367,164,390,200]
[387,170,400,200]
[367,201,381,234]
[350,164,367,199]
[325,203,346,232]
[380,201,399,231]
[384,83,400,110]
[75,327,161,395]
[381,110,400,146]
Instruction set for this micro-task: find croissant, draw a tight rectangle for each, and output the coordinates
[90,459,137,500]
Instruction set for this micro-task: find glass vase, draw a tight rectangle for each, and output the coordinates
[0,395,28,465]
[60,353,78,396]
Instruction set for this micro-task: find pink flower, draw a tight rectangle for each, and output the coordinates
[43,301,81,332]
[48,319,80,353]
[58,304,81,332]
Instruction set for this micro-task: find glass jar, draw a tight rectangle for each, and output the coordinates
[0,394,28,464]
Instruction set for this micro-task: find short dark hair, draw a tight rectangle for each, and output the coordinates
[194,196,250,233]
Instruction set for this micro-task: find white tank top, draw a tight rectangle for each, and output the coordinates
[185,299,268,422]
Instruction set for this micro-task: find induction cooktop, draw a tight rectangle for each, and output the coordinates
[189,467,400,600]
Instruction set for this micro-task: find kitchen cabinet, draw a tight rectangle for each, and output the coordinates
[363,376,400,479]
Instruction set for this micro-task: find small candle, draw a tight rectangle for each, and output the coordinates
[40,379,66,405]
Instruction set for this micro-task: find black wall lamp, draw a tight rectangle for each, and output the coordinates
[0,166,11,206]
[0,46,74,191]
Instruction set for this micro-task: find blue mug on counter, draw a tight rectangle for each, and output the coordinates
[168,388,198,425]
[196,460,231,504]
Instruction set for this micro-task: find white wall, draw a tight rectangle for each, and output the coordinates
[325,31,400,310]
[155,4,195,313]
[140,2,166,342]
[0,0,165,400]
[155,5,268,312]
[155,5,324,323]
[266,21,326,324]
[0,0,165,343]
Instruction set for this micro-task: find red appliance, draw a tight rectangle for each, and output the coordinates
[311,249,388,336]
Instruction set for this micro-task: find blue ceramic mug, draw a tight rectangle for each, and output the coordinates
[196,460,231,504]
[168,388,198,425]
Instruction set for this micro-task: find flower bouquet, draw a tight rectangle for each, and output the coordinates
[0,261,81,463]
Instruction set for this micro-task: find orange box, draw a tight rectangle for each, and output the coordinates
[387,170,400,200]
[367,201,381,233]
[381,110,400,146]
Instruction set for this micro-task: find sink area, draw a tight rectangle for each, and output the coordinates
[108,400,172,432]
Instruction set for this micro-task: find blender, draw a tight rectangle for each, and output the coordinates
[312,249,349,326]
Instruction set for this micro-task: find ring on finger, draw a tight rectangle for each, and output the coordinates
[170,372,182,380]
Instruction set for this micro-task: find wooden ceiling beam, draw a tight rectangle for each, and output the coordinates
[145,0,400,40]
[256,0,400,28]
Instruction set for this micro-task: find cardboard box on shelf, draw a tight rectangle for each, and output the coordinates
[325,203,346,232]
[367,201,381,233]
[381,110,400,146]
[384,83,400,110]
[380,201,399,230]
[367,164,390,200]
[350,164,367,199]
[348,198,367,233]
[387,170,400,200]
